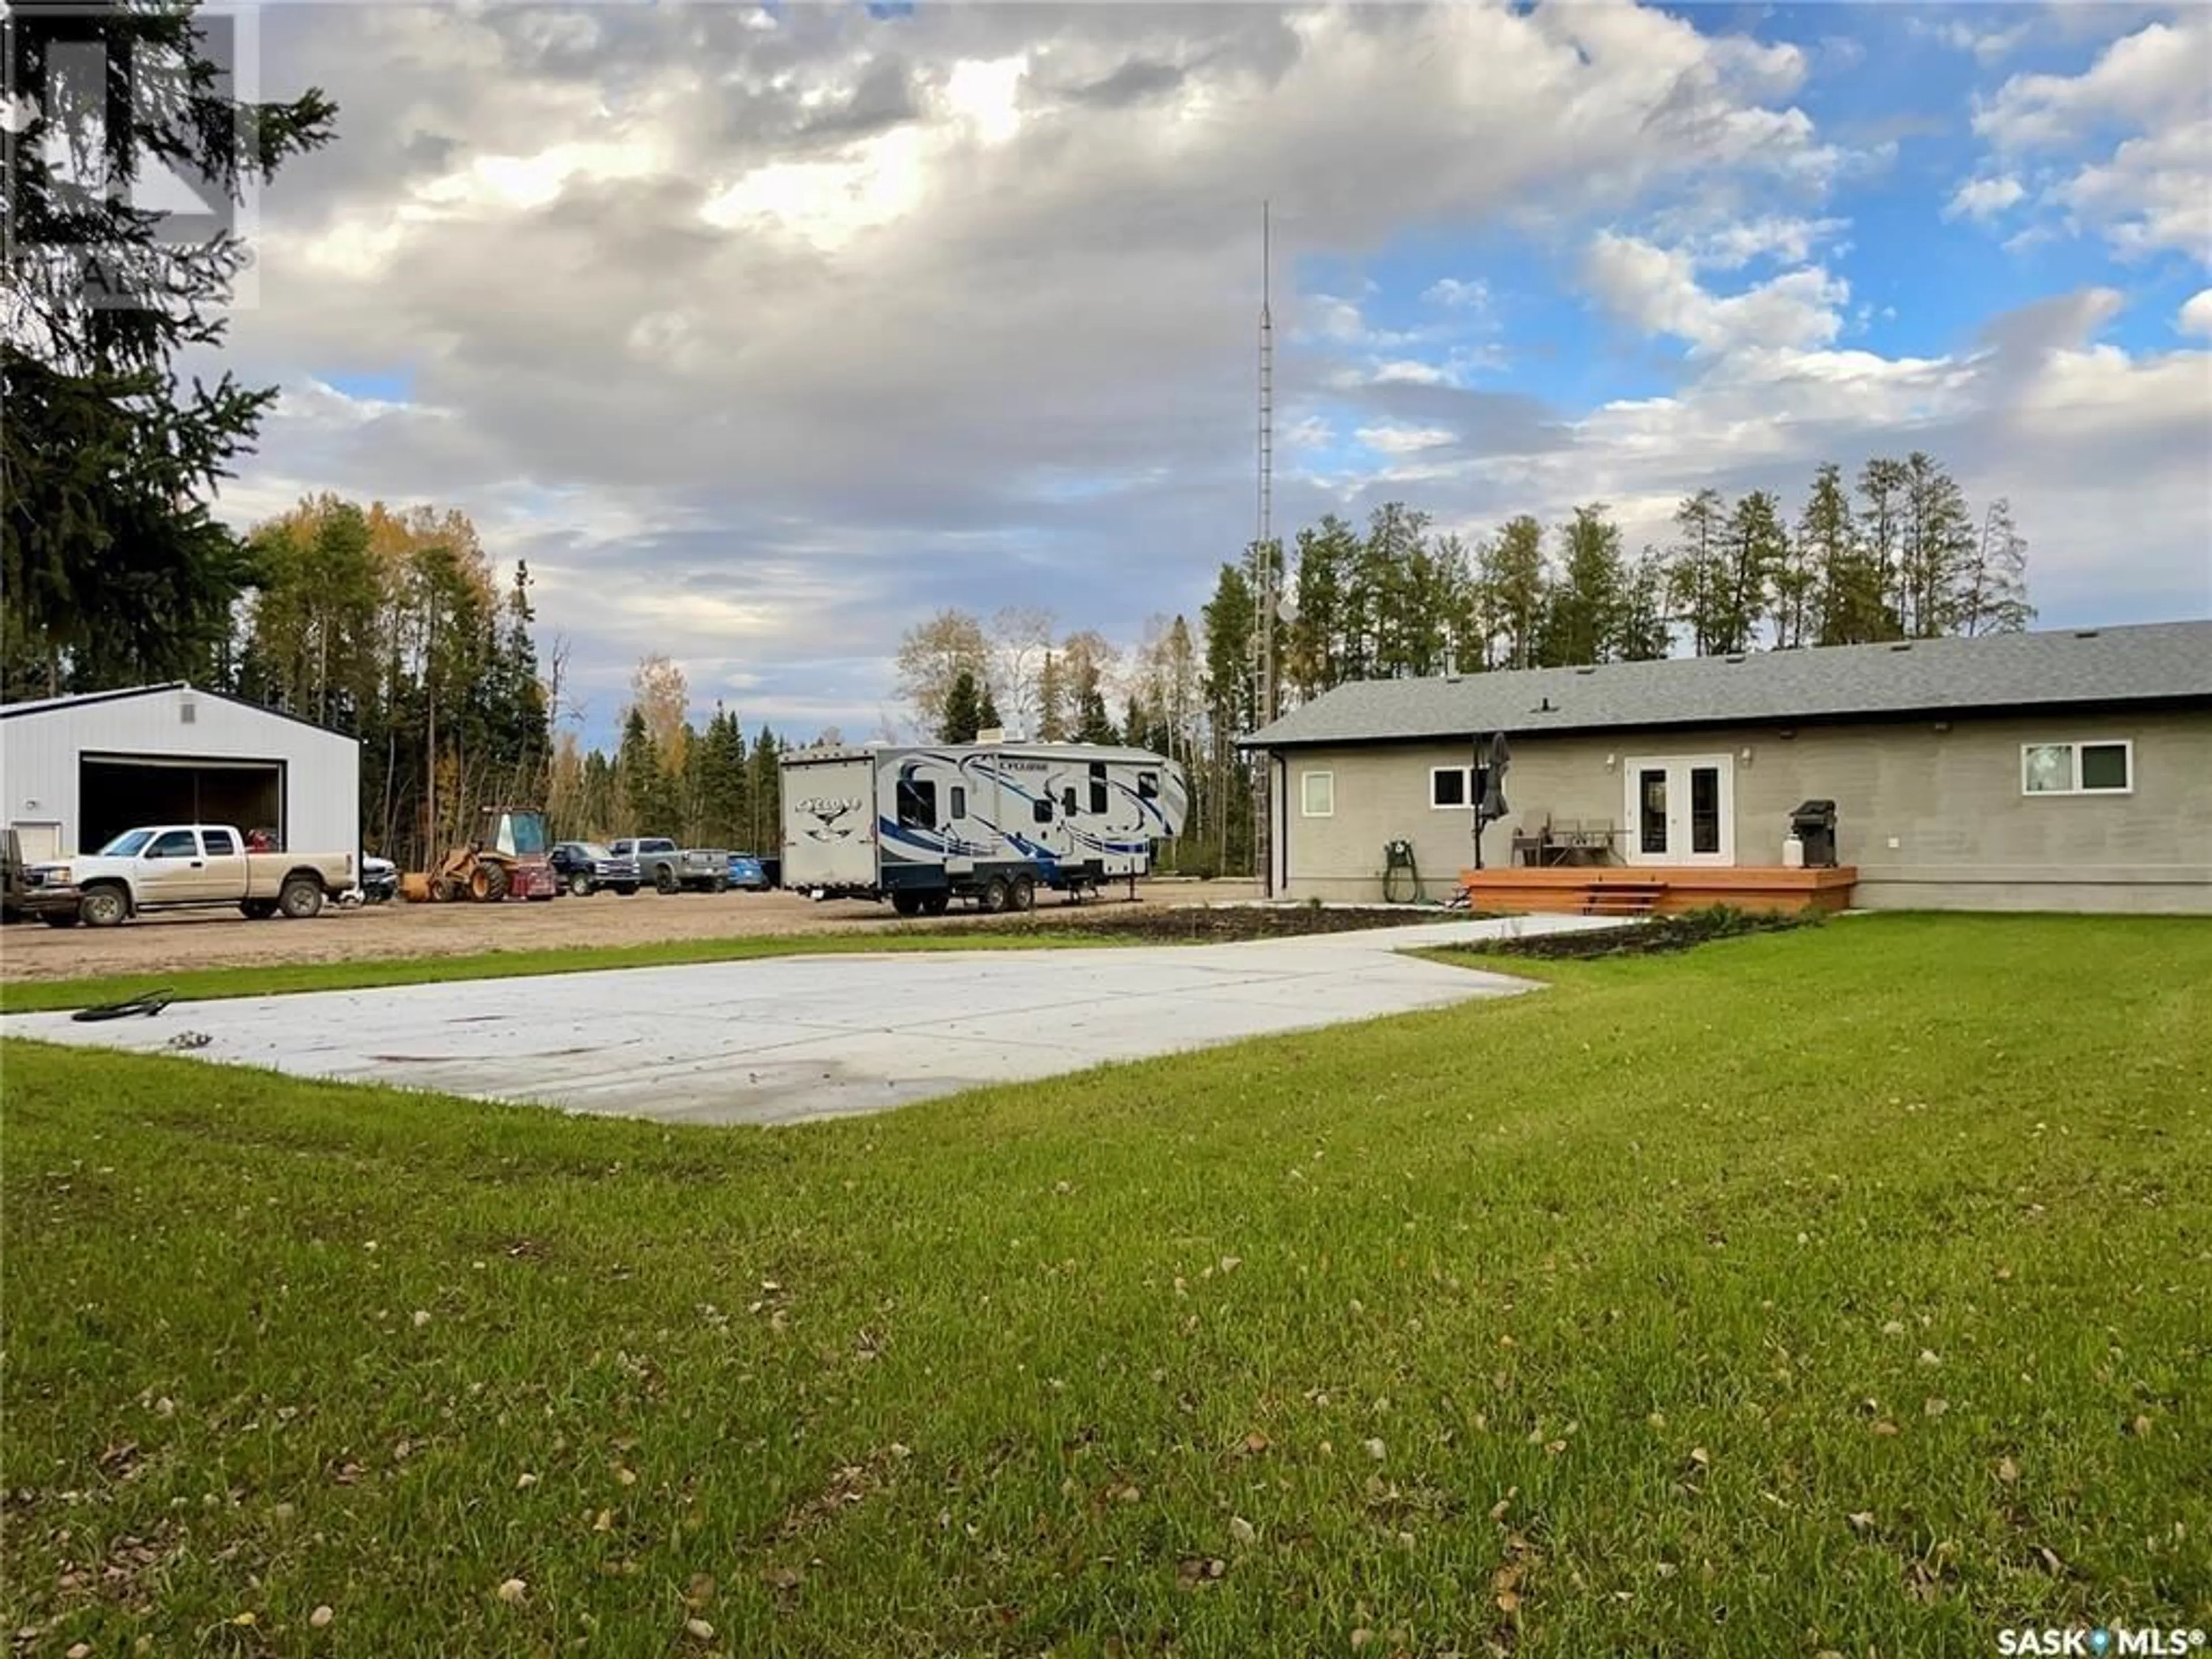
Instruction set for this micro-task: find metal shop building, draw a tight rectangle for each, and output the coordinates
[0,684,361,863]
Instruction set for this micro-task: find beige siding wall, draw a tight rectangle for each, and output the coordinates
[1274,709,2212,914]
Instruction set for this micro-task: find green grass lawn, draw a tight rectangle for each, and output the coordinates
[3,914,2207,1657]
[0,928,1109,1017]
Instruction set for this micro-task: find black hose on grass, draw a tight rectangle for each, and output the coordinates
[70,989,175,1022]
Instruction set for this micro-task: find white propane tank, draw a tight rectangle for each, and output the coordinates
[1782,833,1806,869]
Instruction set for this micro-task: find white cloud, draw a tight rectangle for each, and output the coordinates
[2178,289,2212,338]
[1974,17,2209,151]
[1968,16,2211,268]
[2056,116,2212,263]
[1910,16,2031,66]
[1583,232,1849,355]
[1355,425,1456,456]
[1370,360,1452,387]
[1945,175,2028,223]
[1693,215,1848,270]
[1424,277,1488,309]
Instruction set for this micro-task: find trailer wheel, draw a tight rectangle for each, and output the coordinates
[891,891,923,917]
[1010,874,1036,912]
[922,893,950,916]
[979,876,1011,914]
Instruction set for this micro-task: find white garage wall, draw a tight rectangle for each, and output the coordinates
[0,685,361,859]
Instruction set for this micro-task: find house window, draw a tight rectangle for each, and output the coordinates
[1430,765,1491,810]
[2022,741,2132,796]
[1301,770,1334,817]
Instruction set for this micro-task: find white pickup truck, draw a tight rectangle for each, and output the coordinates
[21,824,357,929]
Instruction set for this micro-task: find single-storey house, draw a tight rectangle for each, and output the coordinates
[1238,619,2212,915]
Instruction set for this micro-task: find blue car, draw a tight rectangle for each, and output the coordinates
[726,851,768,891]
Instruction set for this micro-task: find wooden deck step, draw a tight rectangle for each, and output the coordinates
[1581,882,1664,916]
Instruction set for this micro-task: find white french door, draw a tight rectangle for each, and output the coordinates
[1623,755,1736,866]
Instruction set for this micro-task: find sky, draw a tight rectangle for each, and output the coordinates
[186,0,2211,749]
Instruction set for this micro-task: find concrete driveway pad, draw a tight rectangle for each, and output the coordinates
[12,915,1623,1126]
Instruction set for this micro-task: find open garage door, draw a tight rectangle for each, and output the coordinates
[79,754,284,854]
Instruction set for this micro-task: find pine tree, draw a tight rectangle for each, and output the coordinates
[976,681,1002,734]
[1667,488,1731,656]
[1718,491,1787,654]
[1036,650,1067,740]
[1797,463,1877,645]
[1287,513,1357,696]
[1200,563,1256,873]
[1956,498,2037,636]
[1075,684,1118,744]
[617,707,666,835]
[940,671,984,743]
[1857,457,1910,637]
[1617,550,1673,661]
[1477,516,1547,669]
[1543,503,1627,665]
[747,726,782,854]
[3,2,339,695]
[1897,452,1978,638]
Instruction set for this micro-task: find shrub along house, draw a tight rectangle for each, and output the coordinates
[1238,620,2212,916]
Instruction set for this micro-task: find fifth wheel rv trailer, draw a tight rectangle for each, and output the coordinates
[781,741,1189,914]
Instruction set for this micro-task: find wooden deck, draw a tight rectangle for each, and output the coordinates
[1459,865,1858,918]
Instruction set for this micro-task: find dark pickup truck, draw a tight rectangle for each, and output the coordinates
[549,840,643,897]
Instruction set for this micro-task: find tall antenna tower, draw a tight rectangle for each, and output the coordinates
[1250,200,1277,895]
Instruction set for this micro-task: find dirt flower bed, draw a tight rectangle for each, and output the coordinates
[1441,903,1824,960]
[940,902,1478,944]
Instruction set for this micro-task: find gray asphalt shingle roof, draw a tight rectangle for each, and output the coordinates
[1241,620,2212,749]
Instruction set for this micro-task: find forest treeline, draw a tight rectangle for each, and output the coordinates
[4,453,2032,876]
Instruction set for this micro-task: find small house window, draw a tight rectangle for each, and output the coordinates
[1302,770,1334,817]
[1430,766,1469,809]
[2022,741,2131,796]
[896,778,938,828]
[950,786,967,820]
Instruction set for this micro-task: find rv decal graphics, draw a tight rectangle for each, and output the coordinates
[797,797,866,841]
